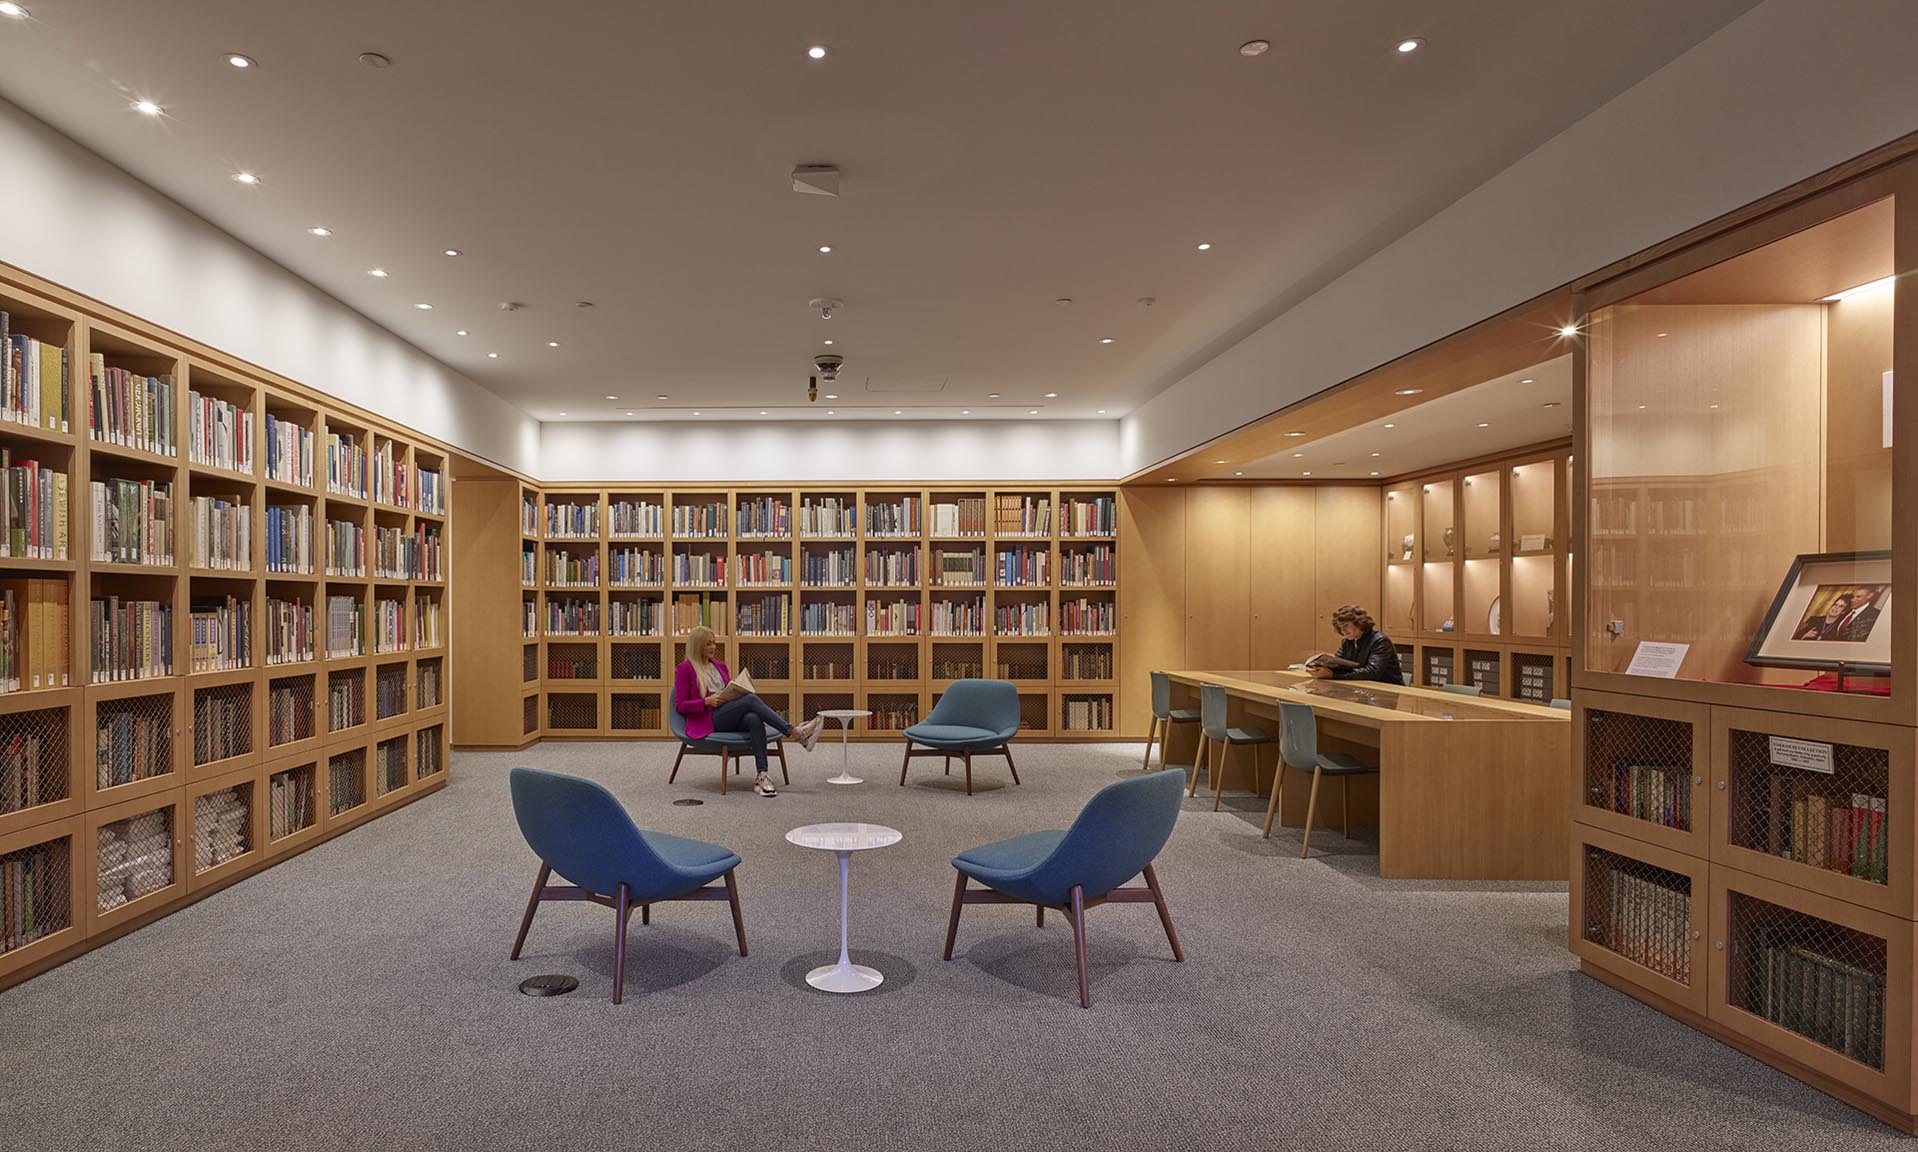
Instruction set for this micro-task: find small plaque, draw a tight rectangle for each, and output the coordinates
[519,974,579,997]
[1625,641,1688,679]
[672,798,704,807]
[1519,533,1548,552]
[1769,735,1835,775]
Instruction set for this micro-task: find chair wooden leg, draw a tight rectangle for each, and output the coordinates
[1301,766,1324,859]
[1188,734,1208,797]
[1142,863,1184,961]
[641,903,650,925]
[1342,776,1350,839]
[1141,717,1159,771]
[668,744,687,783]
[943,871,967,960]
[509,862,551,959]
[899,743,912,786]
[1261,763,1287,839]
[1003,745,1019,785]
[963,749,973,796]
[1070,885,1091,1009]
[944,753,951,775]
[1158,721,1173,777]
[776,743,790,786]
[725,869,748,956]
[1036,904,1045,927]
[612,882,631,1005]
[719,748,728,796]
[1209,739,1228,811]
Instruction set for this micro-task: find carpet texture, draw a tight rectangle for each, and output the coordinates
[1,739,1910,1150]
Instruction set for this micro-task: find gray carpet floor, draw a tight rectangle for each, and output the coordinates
[1,739,1911,1150]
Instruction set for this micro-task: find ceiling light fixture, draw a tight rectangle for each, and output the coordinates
[1099,338,1114,344]
[1823,275,1896,302]
[693,411,701,416]
[1096,409,1106,414]
[0,3,28,17]
[1234,472,1244,477]
[988,393,1001,399]
[807,45,828,59]
[1383,423,1395,429]
[605,395,618,400]
[1543,402,1560,409]
[232,172,260,185]
[132,100,163,117]
[1196,242,1212,251]
[656,395,668,400]
[894,410,903,416]
[761,410,769,416]
[823,339,834,345]
[1393,388,1422,395]
[1045,392,1058,398]
[442,249,461,257]
[817,245,832,253]
[547,341,560,347]
[1655,331,1668,338]
[1029,409,1040,415]
[225,53,254,69]
[1370,452,1380,457]
[825,393,837,400]
[1215,459,1226,464]
[1395,37,1425,53]
[1477,422,1490,428]
[1302,471,1312,477]
[1238,39,1269,57]
[1558,324,1579,337]
[367,268,388,278]
[307,226,332,237]
[827,410,835,415]
[962,410,970,415]
[558,411,567,417]
[626,411,635,416]
[487,352,499,359]
[414,303,433,310]
[1370,471,1380,477]
[1520,378,1534,384]
[456,330,468,336]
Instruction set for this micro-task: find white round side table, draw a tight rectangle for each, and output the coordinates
[785,822,903,993]
[815,708,872,785]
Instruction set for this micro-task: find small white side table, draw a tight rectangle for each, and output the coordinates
[785,822,903,993]
[816,708,872,785]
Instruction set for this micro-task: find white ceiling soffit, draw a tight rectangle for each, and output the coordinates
[1235,355,1573,481]
[0,1,1755,424]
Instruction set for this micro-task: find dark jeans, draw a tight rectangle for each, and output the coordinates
[711,694,793,774]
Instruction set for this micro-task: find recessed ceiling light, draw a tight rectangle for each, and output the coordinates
[558,411,567,417]
[1291,453,1303,459]
[1196,242,1213,251]
[1637,404,1647,409]
[455,329,467,336]
[0,3,29,17]
[1823,276,1896,302]
[307,226,332,237]
[1239,39,1269,57]
[825,393,838,400]
[1655,331,1668,338]
[1028,409,1039,415]
[1383,423,1395,429]
[414,303,433,310]
[1096,409,1106,414]
[988,393,1000,399]
[827,410,835,415]
[605,395,618,400]
[823,339,834,345]
[1215,459,1226,464]
[962,410,970,415]
[625,411,635,416]
[1370,471,1380,477]
[1099,338,1114,344]
[367,268,388,278]
[817,245,832,253]
[1286,431,1304,437]
[1558,324,1579,337]
[1543,402,1559,409]
[1166,478,1176,483]
[443,249,462,257]
[132,100,163,117]
[1477,422,1490,428]
[232,172,260,185]
[1045,392,1058,398]
[656,395,668,400]
[1520,378,1534,384]
[761,410,769,416]
[1395,37,1425,53]
[1302,471,1312,476]
[225,53,255,69]
[487,352,499,359]
[894,410,903,416]
[693,411,701,416]
[1393,388,1422,395]
[547,341,560,347]
[808,45,828,59]
[1370,452,1380,457]
[1709,404,1720,410]
[1234,471,1243,477]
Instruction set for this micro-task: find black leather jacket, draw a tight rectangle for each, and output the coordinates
[1332,628,1405,685]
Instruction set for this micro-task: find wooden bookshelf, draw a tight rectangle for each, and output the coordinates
[455,485,1119,745]
[0,264,455,992]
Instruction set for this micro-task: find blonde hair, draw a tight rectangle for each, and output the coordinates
[687,625,717,672]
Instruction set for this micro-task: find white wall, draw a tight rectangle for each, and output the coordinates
[539,419,1120,483]
[1121,0,1918,475]
[0,97,540,476]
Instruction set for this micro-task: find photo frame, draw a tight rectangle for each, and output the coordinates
[1745,551,1893,674]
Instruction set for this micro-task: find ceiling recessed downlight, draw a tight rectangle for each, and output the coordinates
[487,352,499,359]
[1098,338,1114,344]
[1393,388,1422,395]
[1238,39,1269,57]
[825,393,837,400]
[988,393,1000,399]
[1028,409,1040,415]
[823,339,834,345]
[807,45,828,59]
[1045,392,1058,398]
[132,100,163,117]
[0,3,29,17]
[761,411,769,416]
[1395,37,1425,53]
[693,411,701,416]
[1520,378,1534,384]
[962,410,970,415]
[1285,431,1304,437]
[656,395,668,400]
[414,303,433,310]
[455,329,468,336]
[225,53,254,69]
[1196,242,1212,251]
[367,268,388,278]
[1477,422,1490,428]
[1302,471,1312,477]
[1215,459,1226,465]
[547,341,560,348]
[1383,423,1395,429]
[232,171,260,185]
[605,395,618,400]
[894,410,903,416]
[307,226,332,237]
[1558,324,1579,337]
[817,245,832,253]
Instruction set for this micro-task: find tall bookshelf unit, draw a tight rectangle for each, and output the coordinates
[1380,444,1572,702]
[0,266,452,992]
[1568,166,1918,1129]
[454,485,1119,746]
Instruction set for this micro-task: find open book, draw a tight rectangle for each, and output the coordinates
[1304,652,1358,670]
[715,669,758,701]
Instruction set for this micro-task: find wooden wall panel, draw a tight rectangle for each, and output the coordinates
[1826,286,1895,551]
[451,480,526,746]
[1117,487,1185,735]
[1249,487,1318,667]
[1315,486,1383,647]
[1182,487,1251,669]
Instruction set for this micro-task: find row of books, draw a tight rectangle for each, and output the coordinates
[1605,759,1691,830]
[265,414,314,487]
[612,547,663,586]
[90,477,174,566]
[1061,496,1116,536]
[993,495,1050,536]
[1061,696,1114,731]
[738,550,791,585]
[867,549,920,586]
[1061,645,1114,679]
[267,766,314,840]
[866,702,918,731]
[936,549,986,585]
[266,504,313,573]
[1060,543,1115,585]
[609,499,663,537]
[97,809,171,912]
[376,738,408,794]
[737,594,791,636]
[326,432,366,498]
[0,838,66,953]
[373,526,433,580]
[266,595,313,665]
[995,549,1048,586]
[929,498,986,537]
[90,596,172,681]
[415,597,441,648]
[1591,860,1692,983]
[1,313,70,433]
[189,595,250,672]
[607,598,661,637]
[325,595,363,658]
[670,593,723,633]
[546,650,595,680]
[546,550,598,586]
[96,708,169,789]
[799,498,856,537]
[418,469,444,516]
[799,601,856,636]
[673,553,725,585]
[0,731,53,815]
[1059,597,1116,636]
[1748,928,1885,1068]
[418,660,441,707]
[186,390,254,474]
[547,502,597,537]
[519,549,534,586]
[88,356,173,456]
[375,666,409,718]
[932,598,984,636]
[189,496,249,570]
[867,653,917,679]
[370,443,407,507]
[1764,785,1889,884]
[867,498,918,537]
[672,502,725,538]
[326,519,365,576]
[866,600,921,636]
[329,753,363,812]
[372,599,406,653]
[802,548,856,586]
[546,599,600,636]
[736,497,789,537]
[994,602,1050,636]
[1,452,68,560]
[327,676,364,730]
[520,497,538,536]
[267,681,313,745]
[192,692,248,767]
[0,579,69,692]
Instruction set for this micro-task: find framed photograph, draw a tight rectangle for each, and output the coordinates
[1745,551,1893,673]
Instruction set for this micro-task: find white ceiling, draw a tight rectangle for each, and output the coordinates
[1232,355,1574,481]
[0,1,1755,423]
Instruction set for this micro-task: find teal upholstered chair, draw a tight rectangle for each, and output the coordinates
[899,679,1021,795]
[1442,683,1483,697]
[1193,682,1274,811]
[1262,701,1379,857]
[1401,672,1414,686]
[1143,671,1201,772]
[667,682,787,796]
[508,767,747,1003]
[1549,698,1572,710]
[945,766,1186,1007]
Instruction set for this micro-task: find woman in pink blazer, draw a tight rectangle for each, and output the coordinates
[676,626,822,796]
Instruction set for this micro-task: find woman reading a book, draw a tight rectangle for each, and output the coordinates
[1306,604,1406,685]
[674,625,822,796]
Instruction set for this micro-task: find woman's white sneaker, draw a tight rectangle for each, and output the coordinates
[795,716,823,752]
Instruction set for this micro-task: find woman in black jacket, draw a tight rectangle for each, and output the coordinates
[1307,605,1406,685]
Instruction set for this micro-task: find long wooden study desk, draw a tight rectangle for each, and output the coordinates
[1162,671,1570,880]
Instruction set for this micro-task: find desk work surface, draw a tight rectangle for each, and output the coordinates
[1162,669,1569,724]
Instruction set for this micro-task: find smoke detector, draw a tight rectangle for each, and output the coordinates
[792,164,841,197]
[808,297,842,321]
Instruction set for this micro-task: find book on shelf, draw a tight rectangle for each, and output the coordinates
[0,730,50,814]
[89,477,174,565]
[325,518,365,576]
[1590,861,1691,984]
[187,390,254,474]
[0,578,69,692]
[264,413,315,486]
[993,494,1050,536]
[88,355,174,456]
[1750,927,1884,1067]
[268,767,314,840]
[799,497,856,537]
[1,837,69,953]
[1,312,72,433]
[190,495,251,570]
[189,595,251,672]
[266,595,314,664]
[96,808,172,911]
[416,523,442,581]
[1761,778,1890,884]
[610,498,664,537]
[546,501,598,537]
[95,707,169,789]
[1608,759,1689,829]
[671,501,725,538]
[935,548,985,585]
[266,504,313,574]
[736,496,790,537]
[89,595,172,681]
[800,546,855,587]
[325,595,364,658]
[269,679,316,745]
[192,691,249,767]
[866,497,919,537]
[414,596,440,648]
[326,432,368,497]
[1,450,69,560]
[1062,496,1115,536]
[670,593,723,634]
[370,441,408,508]
[929,498,985,537]
[417,469,445,515]
[1063,696,1113,731]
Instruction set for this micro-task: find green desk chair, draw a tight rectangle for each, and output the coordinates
[1441,683,1483,697]
[1264,701,1378,856]
[1549,698,1572,710]
[1193,683,1274,811]
[1143,671,1201,772]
